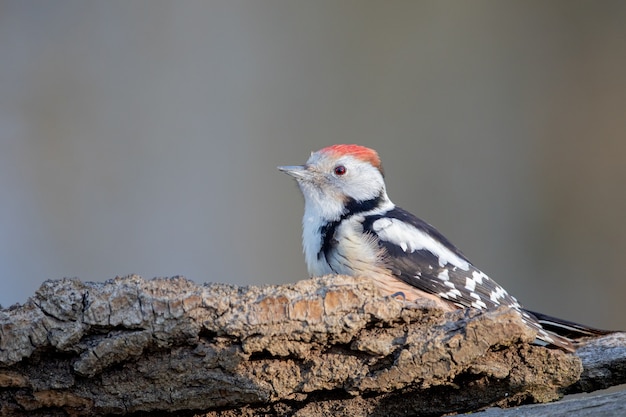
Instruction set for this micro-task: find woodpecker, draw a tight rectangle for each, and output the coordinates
[279,144,609,352]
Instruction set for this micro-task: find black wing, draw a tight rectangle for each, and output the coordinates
[361,206,522,311]
[362,206,585,351]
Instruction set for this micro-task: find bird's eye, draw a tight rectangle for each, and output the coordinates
[334,165,347,176]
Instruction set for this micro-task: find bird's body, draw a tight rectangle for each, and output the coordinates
[279,144,608,352]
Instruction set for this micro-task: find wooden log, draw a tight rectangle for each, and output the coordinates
[0,275,622,416]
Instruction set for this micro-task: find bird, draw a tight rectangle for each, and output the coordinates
[279,144,609,352]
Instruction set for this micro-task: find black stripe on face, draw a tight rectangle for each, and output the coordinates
[317,193,384,261]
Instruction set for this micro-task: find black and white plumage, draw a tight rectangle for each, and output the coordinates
[279,144,608,352]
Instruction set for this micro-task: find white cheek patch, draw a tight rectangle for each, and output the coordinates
[373,218,470,270]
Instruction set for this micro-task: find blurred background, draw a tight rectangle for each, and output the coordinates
[1,1,625,329]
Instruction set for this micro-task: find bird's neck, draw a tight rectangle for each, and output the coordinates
[301,192,394,276]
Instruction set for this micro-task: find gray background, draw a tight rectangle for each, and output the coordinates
[1,1,625,330]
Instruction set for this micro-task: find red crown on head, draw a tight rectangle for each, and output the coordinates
[319,144,384,175]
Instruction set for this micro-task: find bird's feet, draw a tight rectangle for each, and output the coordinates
[389,291,406,301]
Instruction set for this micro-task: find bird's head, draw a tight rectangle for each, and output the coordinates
[279,144,389,220]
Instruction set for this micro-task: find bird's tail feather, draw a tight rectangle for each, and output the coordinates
[523,309,615,352]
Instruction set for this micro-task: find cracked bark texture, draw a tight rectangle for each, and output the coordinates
[0,275,623,417]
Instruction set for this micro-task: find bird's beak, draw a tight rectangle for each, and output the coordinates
[278,165,311,181]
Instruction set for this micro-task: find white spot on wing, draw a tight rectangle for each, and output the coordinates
[490,286,507,303]
[438,288,462,299]
[373,217,393,229]
[372,218,470,270]
[471,270,487,284]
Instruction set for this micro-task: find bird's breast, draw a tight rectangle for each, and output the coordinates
[323,218,387,277]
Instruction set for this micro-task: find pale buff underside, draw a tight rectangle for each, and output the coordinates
[316,218,458,312]
[366,273,458,312]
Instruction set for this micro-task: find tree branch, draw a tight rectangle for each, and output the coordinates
[0,275,623,416]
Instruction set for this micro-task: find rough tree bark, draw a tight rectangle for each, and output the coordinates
[0,275,624,417]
